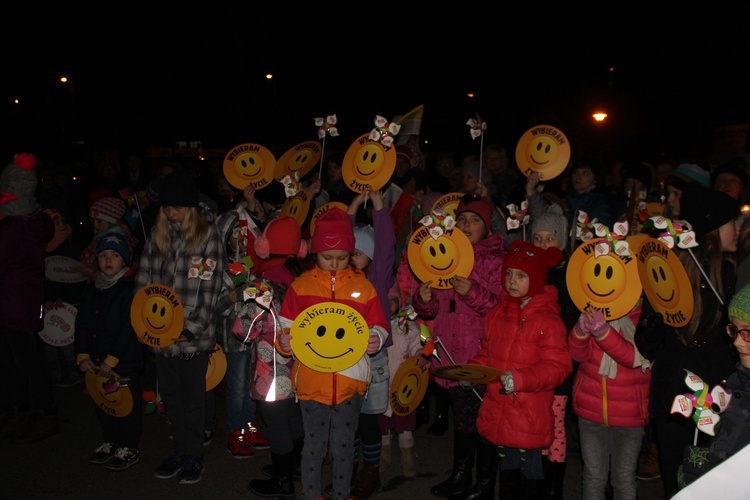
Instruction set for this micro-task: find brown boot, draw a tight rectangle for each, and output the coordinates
[399,436,416,478]
[351,462,381,499]
[637,442,661,480]
[379,435,392,471]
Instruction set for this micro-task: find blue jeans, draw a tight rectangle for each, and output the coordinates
[224,350,257,432]
[578,417,644,500]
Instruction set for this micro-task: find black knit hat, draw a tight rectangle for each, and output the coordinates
[159,169,199,207]
[679,184,739,240]
[711,158,748,190]
[621,162,653,189]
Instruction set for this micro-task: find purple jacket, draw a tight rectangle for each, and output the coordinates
[413,232,506,389]
[0,211,54,332]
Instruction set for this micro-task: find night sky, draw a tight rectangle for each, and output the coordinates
[3,4,750,165]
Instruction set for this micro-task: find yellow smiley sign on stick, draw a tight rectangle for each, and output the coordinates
[407,226,474,289]
[206,343,227,391]
[430,192,465,220]
[634,236,693,328]
[280,189,311,227]
[131,284,184,348]
[223,143,277,191]
[85,370,134,418]
[566,238,642,320]
[342,133,397,193]
[389,355,429,416]
[290,302,369,373]
[275,141,322,182]
[432,364,505,384]
[515,125,571,181]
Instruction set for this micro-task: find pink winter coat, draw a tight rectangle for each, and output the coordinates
[568,304,651,428]
[470,285,572,449]
[412,232,506,389]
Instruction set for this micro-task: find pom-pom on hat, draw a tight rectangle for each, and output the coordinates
[502,239,562,297]
[353,225,375,260]
[160,169,199,207]
[254,216,307,259]
[89,196,126,224]
[678,184,739,240]
[456,194,492,233]
[310,207,354,254]
[0,153,41,217]
[729,284,750,325]
[96,230,130,265]
[530,203,568,250]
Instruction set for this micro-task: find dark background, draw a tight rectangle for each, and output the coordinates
[3,3,750,165]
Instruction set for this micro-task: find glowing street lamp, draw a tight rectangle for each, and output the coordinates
[592,112,608,122]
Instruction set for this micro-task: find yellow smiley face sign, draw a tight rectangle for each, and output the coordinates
[432,364,505,384]
[430,192,464,219]
[206,343,227,391]
[275,141,322,182]
[342,133,397,193]
[309,202,348,236]
[389,355,429,416]
[566,239,642,320]
[131,284,184,348]
[634,237,693,327]
[407,226,475,289]
[85,370,134,418]
[515,124,571,181]
[223,143,277,191]
[280,189,311,227]
[290,302,369,372]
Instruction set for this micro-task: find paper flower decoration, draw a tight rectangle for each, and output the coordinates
[315,114,339,139]
[243,280,274,309]
[642,216,698,249]
[506,200,530,231]
[102,373,130,395]
[591,220,630,257]
[671,369,731,436]
[419,209,456,240]
[280,171,301,198]
[188,257,216,280]
[369,115,401,149]
[466,114,487,140]
[575,211,597,242]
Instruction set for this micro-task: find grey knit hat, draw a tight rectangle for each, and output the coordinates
[530,203,568,250]
[0,153,40,217]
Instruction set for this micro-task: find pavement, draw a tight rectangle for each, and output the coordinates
[1,355,666,499]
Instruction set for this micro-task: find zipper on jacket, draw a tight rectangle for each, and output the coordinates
[330,271,336,298]
[332,373,338,405]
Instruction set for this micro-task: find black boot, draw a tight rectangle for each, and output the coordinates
[447,437,498,500]
[498,468,523,500]
[249,452,295,498]
[427,386,450,436]
[543,459,566,499]
[430,431,476,497]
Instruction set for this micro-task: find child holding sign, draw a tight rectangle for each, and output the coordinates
[276,207,389,500]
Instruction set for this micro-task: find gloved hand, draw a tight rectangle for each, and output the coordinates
[499,372,515,394]
[576,310,609,338]
[366,334,381,355]
[459,380,473,391]
[278,331,293,353]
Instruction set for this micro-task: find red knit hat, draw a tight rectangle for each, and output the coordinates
[310,207,354,254]
[502,240,562,297]
[456,194,492,232]
[89,196,126,224]
[254,216,308,259]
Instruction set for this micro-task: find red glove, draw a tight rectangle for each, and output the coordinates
[577,310,609,338]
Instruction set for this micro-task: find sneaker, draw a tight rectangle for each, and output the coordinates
[177,455,204,484]
[203,429,214,447]
[637,443,661,480]
[106,447,139,471]
[89,442,117,465]
[227,429,254,459]
[54,372,84,388]
[246,421,270,450]
[154,451,185,479]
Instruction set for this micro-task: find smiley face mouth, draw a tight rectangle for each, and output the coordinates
[355,165,375,176]
[146,319,165,330]
[530,155,549,165]
[656,290,675,302]
[305,343,353,359]
[241,167,261,178]
[429,260,454,271]
[586,284,614,297]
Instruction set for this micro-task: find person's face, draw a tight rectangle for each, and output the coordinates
[163,206,187,223]
[719,219,739,252]
[462,170,479,193]
[436,157,454,178]
[504,268,530,298]
[455,211,487,245]
[666,186,682,216]
[730,317,750,369]
[316,249,350,271]
[350,249,371,271]
[483,149,507,176]
[327,160,342,182]
[714,173,743,200]
[624,178,647,197]
[91,217,114,235]
[97,249,125,277]
[533,230,561,250]
[654,162,675,186]
[571,167,596,192]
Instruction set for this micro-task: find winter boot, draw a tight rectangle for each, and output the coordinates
[542,459,566,499]
[427,387,451,436]
[399,435,416,478]
[380,434,392,471]
[448,437,498,500]
[248,452,295,498]
[430,431,476,497]
[351,462,381,499]
[227,428,254,459]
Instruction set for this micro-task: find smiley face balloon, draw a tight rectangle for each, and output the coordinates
[634,236,693,327]
[275,141,322,182]
[515,125,571,181]
[131,284,184,348]
[407,225,475,289]
[389,355,429,416]
[223,143,277,191]
[566,238,642,320]
[342,133,397,193]
[290,302,369,372]
[85,370,134,418]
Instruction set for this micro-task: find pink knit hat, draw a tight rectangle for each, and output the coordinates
[310,207,354,254]
[89,196,126,224]
[254,216,308,259]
